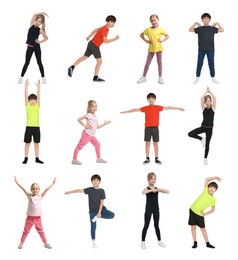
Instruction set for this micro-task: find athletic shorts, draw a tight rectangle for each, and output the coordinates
[188,208,205,228]
[24,127,41,143]
[144,127,159,142]
[84,40,101,59]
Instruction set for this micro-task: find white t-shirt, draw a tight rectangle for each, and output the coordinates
[26,194,42,216]
[84,113,98,136]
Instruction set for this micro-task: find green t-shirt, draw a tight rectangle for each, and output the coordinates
[26,104,39,127]
[190,187,215,216]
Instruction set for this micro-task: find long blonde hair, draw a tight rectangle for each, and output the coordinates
[87,100,97,113]
[35,14,46,31]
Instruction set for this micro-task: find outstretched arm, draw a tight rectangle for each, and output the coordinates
[120,108,140,114]
[65,189,84,195]
[24,79,30,106]
[140,32,151,44]
[189,22,201,32]
[104,35,119,44]
[97,120,111,129]
[14,176,30,197]
[41,177,56,198]
[204,176,221,187]
[212,22,224,32]
[36,80,41,106]
[163,106,185,111]
[86,28,99,41]
[30,12,49,27]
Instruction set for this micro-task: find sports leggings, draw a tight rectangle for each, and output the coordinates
[143,51,162,77]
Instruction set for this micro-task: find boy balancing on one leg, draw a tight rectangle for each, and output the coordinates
[120,93,184,165]
[188,176,221,249]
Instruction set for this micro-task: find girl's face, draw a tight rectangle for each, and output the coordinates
[148,176,156,186]
[89,102,98,113]
[205,98,212,107]
[150,17,159,28]
[31,185,40,196]
[35,17,42,27]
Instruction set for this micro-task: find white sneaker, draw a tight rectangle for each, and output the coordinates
[92,240,98,249]
[42,77,47,84]
[211,77,219,84]
[204,158,208,165]
[141,242,147,249]
[44,243,52,249]
[201,137,206,148]
[158,241,166,247]
[18,243,23,249]
[72,159,82,165]
[193,77,200,84]
[18,77,23,84]
[96,158,107,163]
[92,216,97,222]
[137,76,146,83]
[158,77,164,84]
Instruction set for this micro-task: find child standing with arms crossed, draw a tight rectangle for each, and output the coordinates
[18,12,49,84]
[137,14,169,84]
[72,100,111,165]
[65,174,115,249]
[141,172,169,249]
[68,15,119,82]
[14,176,56,249]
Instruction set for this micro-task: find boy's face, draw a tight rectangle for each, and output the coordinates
[92,179,100,188]
[147,97,156,105]
[29,99,37,105]
[107,21,115,28]
[208,186,217,195]
[202,17,210,26]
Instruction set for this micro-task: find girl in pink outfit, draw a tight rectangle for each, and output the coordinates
[72,100,111,165]
[14,176,56,249]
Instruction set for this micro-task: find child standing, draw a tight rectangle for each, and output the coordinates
[188,176,221,249]
[22,79,44,164]
[137,14,169,84]
[72,100,110,165]
[189,13,224,84]
[68,15,119,82]
[18,12,49,85]
[14,176,56,249]
[120,93,184,165]
[188,87,216,165]
[65,174,114,249]
[141,172,169,249]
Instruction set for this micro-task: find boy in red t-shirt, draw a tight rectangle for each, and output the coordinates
[121,93,184,165]
[68,15,119,82]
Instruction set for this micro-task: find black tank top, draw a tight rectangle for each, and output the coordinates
[26,25,40,46]
[202,107,214,127]
[145,187,159,210]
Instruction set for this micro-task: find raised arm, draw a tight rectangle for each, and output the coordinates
[207,86,216,111]
[65,189,84,195]
[212,22,224,32]
[103,35,119,44]
[163,106,185,111]
[140,32,151,44]
[30,12,49,27]
[14,176,30,197]
[36,80,41,106]
[86,28,99,41]
[120,108,140,114]
[77,115,92,129]
[204,176,221,187]
[189,22,201,32]
[24,79,30,106]
[41,177,56,198]
[97,120,111,129]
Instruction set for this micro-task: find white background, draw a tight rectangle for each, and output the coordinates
[0,0,236,259]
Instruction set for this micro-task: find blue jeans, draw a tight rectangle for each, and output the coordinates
[196,50,215,77]
[89,207,115,239]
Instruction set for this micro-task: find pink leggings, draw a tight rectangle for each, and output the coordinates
[73,130,100,160]
[143,51,162,77]
[20,216,47,244]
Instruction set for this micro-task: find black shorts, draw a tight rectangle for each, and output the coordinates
[84,40,101,59]
[188,208,205,228]
[24,127,41,143]
[144,127,159,142]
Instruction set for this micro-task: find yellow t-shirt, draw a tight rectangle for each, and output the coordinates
[26,104,40,127]
[190,187,216,216]
[143,27,167,52]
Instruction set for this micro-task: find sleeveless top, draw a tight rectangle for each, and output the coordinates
[202,107,214,127]
[26,25,40,46]
[145,187,159,210]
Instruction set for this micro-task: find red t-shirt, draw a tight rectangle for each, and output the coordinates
[92,25,109,47]
[140,105,164,127]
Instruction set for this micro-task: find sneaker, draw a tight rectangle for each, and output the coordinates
[71,159,82,165]
[44,243,52,249]
[143,159,150,165]
[96,158,107,163]
[92,216,97,222]
[68,66,74,77]
[204,158,208,165]
[211,77,219,84]
[18,77,23,84]
[140,242,147,249]
[158,77,164,84]
[137,76,146,84]
[42,77,47,84]
[93,77,105,82]
[155,159,162,165]
[18,243,23,249]
[193,77,200,84]
[92,240,98,249]
[158,241,166,247]
[201,137,206,148]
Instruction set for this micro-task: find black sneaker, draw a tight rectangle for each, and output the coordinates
[143,159,150,165]
[93,77,105,82]
[68,66,74,77]
[155,159,162,165]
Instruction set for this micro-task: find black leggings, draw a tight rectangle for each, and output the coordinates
[188,126,213,158]
[21,45,44,77]
[142,209,161,241]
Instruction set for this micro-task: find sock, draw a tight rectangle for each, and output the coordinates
[146,157,150,161]
[71,65,75,70]
[93,75,98,80]
[206,242,215,248]
[192,241,197,248]
[22,157,28,164]
[155,157,158,161]
[35,157,44,164]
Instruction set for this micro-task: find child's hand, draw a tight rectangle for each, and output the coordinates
[64,191,71,195]
[146,40,152,44]
[35,39,40,44]
[35,80,41,87]
[179,108,185,111]
[52,177,56,184]
[104,120,111,125]
[86,36,90,41]
[97,213,101,218]
[114,35,120,41]
[85,124,92,129]
[14,176,19,183]
[212,22,218,27]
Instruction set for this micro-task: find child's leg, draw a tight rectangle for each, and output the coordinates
[24,143,30,157]
[200,227,209,242]
[20,216,34,244]
[73,55,88,67]
[206,51,215,77]
[188,126,204,140]
[191,225,197,241]
[73,131,91,160]
[204,128,213,158]
[153,142,159,158]
[152,210,161,241]
[143,53,155,77]
[101,207,115,219]
[196,51,205,77]
[156,52,162,77]
[145,142,151,157]
[142,209,152,241]
[21,47,34,77]
[34,45,45,77]
[94,58,102,77]
[34,143,39,158]
[89,211,97,240]
[34,217,47,244]
[90,137,101,158]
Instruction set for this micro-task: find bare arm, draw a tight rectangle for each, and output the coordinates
[86,28,99,41]
[156,188,170,194]
[158,34,169,43]
[207,86,216,111]
[30,12,49,27]
[65,189,84,195]
[202,206,215,216]
[36,80,40,106]
[140,32,151,44]
[24,79,30,106]
[97,120,111,129]
[163,106,185,111]
[41,177,56,198]
[14,176,30,197]
[204,176,221,187]
[142,187,153,194]
[35,29,48,44]
[189,22,201,32]
[120,108,140,114]
[97,199,104,218]
[103,35,119,44]
[212,22,224,32]
[77,116,92,129]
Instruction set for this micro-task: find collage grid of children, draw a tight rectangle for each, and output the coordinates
[0,0,237,259]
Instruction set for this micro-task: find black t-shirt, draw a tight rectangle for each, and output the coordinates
[145,187,159,210]
[194,26,218,51]
[84,187,106,211]
[26,25,40,46]
[202,107,215,127]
